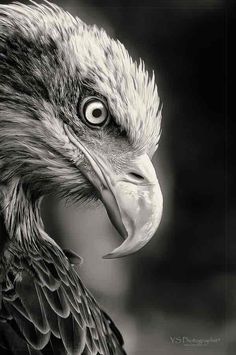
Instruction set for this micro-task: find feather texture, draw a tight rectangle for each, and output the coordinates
[0,238,126,354]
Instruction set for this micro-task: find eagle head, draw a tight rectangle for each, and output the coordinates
[0,2,163,258]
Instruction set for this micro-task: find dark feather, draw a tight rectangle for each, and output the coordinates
[58,312,85,354]
[7,305,50,350]
[15,271,49,334]
[62,283,80,312]
[10,297,31,321]
[42,336,67,355]
[63,248,83,266]
[69,302,84,328]
[41,284,70,318]
[37,287,60,339]
[0,321,34,354]
[81,345,93,355]
[32,260,61,291]
[1,231,126,354]
[102,311,124,347]
[85,327,97,354]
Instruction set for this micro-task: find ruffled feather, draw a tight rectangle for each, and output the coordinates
[0,239,126,354]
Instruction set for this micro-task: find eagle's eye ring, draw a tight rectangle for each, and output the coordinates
[79,96,110,128]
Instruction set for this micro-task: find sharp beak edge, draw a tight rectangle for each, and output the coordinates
[65,125,163,259]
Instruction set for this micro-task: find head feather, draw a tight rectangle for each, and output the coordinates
[0,1,161,154]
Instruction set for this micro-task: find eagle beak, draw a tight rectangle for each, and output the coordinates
[65,126,163,258]
[100,154,163,258]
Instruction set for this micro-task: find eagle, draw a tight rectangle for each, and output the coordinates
[0,2,163,354]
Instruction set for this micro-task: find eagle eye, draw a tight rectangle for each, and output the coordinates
[79,96,110,128]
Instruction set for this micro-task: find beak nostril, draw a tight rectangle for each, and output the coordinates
[129,172,145,181]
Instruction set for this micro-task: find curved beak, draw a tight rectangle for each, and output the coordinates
[65,126,163,259]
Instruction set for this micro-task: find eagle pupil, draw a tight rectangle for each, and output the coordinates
[92,108,102,118]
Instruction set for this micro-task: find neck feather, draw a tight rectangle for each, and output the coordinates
[0,178,48,245]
